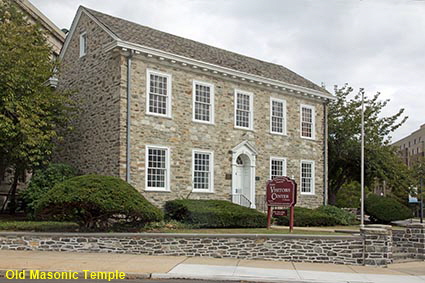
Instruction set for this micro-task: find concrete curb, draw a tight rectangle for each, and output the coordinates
[150,272,371,283]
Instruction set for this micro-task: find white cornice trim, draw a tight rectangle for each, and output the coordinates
[104,40,335,101]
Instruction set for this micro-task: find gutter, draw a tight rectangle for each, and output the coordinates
[323,101,329,205]
[126,50,134,183]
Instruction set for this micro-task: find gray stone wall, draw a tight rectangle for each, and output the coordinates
[0,232,362,265]
[119,56,326,208]
[360,226,393,266]
[393,223,425,261]
[56,13,121,176]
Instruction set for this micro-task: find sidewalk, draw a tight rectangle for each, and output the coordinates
[0,250,424,283]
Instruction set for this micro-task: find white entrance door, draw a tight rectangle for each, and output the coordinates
[233,154,252,207]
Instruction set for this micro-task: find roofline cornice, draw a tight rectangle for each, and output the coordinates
[104,40,335,102]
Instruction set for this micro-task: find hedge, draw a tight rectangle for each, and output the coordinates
[36,174,163,231]
[365,194,412,224]
[164,199,267,228]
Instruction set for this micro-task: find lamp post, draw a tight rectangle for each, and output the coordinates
[420,177,423,223]
[360,90,365,228]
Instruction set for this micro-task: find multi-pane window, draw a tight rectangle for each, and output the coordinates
[270,98,286,135]
[147,70,171,117]
[270,157,286,180]
[301,105,315,139]
[235,90,253,129]
[300,160,315,194]
[146,146,170,191]
[79,32,87,57]
[192,150,214,192]
[193,81,214,123]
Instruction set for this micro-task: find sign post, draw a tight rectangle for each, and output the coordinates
[266,176,297,232]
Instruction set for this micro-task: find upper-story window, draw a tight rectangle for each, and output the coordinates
[193,81,214,124]
[146,69,172,117]
[300,104,315,139]
[270,157,287,180]
[270,98,286,135]
[79,32,87,57]
[234,90,253,130]
[300,160,315,194]
[145,145,170,191]
[192,149,214,193]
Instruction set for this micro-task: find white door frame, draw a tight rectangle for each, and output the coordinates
[231,141,257,208]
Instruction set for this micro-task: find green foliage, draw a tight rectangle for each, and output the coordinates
[0,1,74,212]
[328,85,411,205]
[316,205,358,225]
[335,181,372,209]
[164,199,267,228]
[21,163,77,217]
[365,194,412,224]
[275,206,358,227]
[0,221,78,232]
[35,175,163,231]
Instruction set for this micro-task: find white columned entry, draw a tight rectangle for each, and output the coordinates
[231,141,257,208]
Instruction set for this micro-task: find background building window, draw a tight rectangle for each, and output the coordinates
[301,105,315,139]
[270,98,286,135]
[146,146,170,191]
[192,150,214,192]
[147,70,171,117]
[235,90,253,129]
[79,32,87,57]
[270,157,286,180]
[301,160,315,194]
[193,81,214,123]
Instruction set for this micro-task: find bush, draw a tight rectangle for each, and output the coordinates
[35,174,163,231]
[21,163,77,217]
[274,207,339,227]
[316,205,358,225]
[164,199,267,228]
[365,194,412,224]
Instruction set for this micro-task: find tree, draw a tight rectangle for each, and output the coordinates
[0,2,73,213]
[328,84,411,205]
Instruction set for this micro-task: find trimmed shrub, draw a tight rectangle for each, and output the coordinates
[21,163,77,217]
[274,207,339,227]
[316,205,358,225]
[164,199,267,228]
[35,174,163,231]
[365,194,412,224]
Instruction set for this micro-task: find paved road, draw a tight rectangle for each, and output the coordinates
[2,280,305,283]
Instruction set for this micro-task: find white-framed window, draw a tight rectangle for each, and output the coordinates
[145,145,170,191]
[192,149,214,193]
[270,98,286,135]
[300,160,315,195]
[79,32,87,57]
[146,69,172,117]
[270,157,287,180]
[234,90,253,130]
[300,104,315,139]
[193,81,214,124]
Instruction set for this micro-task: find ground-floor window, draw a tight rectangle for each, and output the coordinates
[192,149,214,193]
[300,160,315,194]
[146,145,170,191]
[270,157,287,180]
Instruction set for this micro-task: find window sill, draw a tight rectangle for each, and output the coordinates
[234,126,255,132]
[191,190,215,194]
[270,131,287,136]
[300,136,316,141]
[145,188,171,192]
[192,119,215,126]
[146,112,172,119]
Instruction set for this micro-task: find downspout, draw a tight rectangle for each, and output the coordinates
[126,50,134,183]
[323,100,328,205]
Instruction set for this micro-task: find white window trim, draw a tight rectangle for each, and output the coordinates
[192,80,215,125]
[300,104,316,140]
[79,32,87,58]
[300,160,315,195]
[146,69,172,118]
[192,149,214,193]
[145,145,171,192]
[270,157,287,180]
[234,89,254,130]
[270,97,287,135]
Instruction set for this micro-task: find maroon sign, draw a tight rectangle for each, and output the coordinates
[272,209,288,217]
[266,176,297,206]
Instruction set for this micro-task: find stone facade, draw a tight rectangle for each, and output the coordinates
[57,7,332,208]
[393,223,425,261]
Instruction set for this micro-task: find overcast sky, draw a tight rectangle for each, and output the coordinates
[31,0,425,142]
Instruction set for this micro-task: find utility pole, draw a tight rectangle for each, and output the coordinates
[421,177,423,223]
[360,90,365,228]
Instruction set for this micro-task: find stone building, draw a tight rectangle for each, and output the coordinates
[393,123,425,168]
[57,6,335,209]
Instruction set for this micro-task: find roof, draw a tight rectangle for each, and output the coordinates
[82,7,329,95]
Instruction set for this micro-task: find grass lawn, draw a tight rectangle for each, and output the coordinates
[0,220,79,232]
[157,227,345,235]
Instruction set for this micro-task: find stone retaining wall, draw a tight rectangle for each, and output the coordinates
[393,223,425,260]
[0,232,364,265]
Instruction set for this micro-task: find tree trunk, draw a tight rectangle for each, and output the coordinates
[8,169,19,215]
[328,190,337,205]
